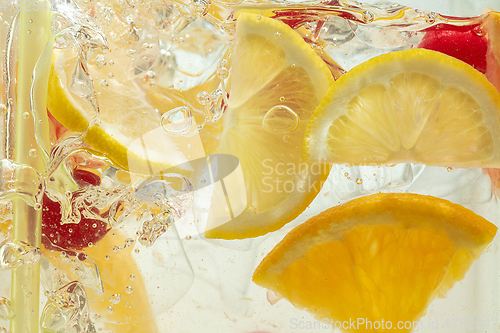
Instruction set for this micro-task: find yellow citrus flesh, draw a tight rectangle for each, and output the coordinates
[84,232,157,331]
[305,48,500,167]
[0,204,12,238]
[47,49,192,176]
[253,193,497,332]
[43,231,157,331]
[204,12,336,239]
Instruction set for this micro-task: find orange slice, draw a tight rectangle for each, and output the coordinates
[253,193,497,332]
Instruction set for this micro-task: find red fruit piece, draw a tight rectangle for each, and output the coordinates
[72,168,101,187]
[42,194,110,251]
[42,170,109,251]
[418,27,487,73]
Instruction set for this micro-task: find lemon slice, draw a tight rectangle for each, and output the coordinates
[305,48,500,167]
[204,12,336,239]
[48,48,192,176]
[253,193,497,330]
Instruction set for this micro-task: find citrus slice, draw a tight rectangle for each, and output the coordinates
[204,12,337,239]
[84,232,157,331]
[43,231,157,331]
[304,48,500,167]
[47,48,192,176]
[253,193,497,331]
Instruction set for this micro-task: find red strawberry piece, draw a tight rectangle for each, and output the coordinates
[42,169,109,251]
[418,27,487,73]
[42,193,110,251]
[72,168,101,187]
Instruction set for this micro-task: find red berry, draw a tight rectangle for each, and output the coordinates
[418,27,487,73]
[72,168,101,187]
[41,192,110,251]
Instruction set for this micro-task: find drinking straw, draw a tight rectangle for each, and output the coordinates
[11,5,51,333]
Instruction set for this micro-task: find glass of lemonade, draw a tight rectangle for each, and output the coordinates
[1,0,500,332]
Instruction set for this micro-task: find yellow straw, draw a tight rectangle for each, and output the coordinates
[11,5,51,333]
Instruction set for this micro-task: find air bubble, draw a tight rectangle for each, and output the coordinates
[218,59,228,68]
[129,274,136,281]
[96,55,107,69]
[34,203,42,211]
[110,294,121,304]
[274,32,281,39]
[28,149,37,158]
[99,79,108,88]
[425,12,436,24]
[205,89,228,122]
[189,0,210,17]
[0,240,41,269]
[216,67,229,80]
[161,106,193,136]
[0,296,15,320]
[362,11,374,23]
[279,96,285,102]
[262,105,299,134]
[473,25,486,37]
[107,306,114,315]
[0,104,6,114]
[247,206,256,215]
[356,178,363,185]
[125,286,133,294]
[197,91,210,106]
[22,112,30,119]
[104,255,110,260]
[283,135,290,142]
[27,30,31,34]
[146,70,156,79]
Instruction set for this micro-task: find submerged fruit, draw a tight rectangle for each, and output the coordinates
[305,48,500,167]
[47,49,192,176]
[419,27,487,73]
[204,12,337,239]
[41,193,109,252]
[253,193,497,332]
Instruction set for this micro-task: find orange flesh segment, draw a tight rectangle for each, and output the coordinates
[253,193,497,332]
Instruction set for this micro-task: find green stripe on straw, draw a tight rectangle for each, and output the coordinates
[11,5,51,333]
